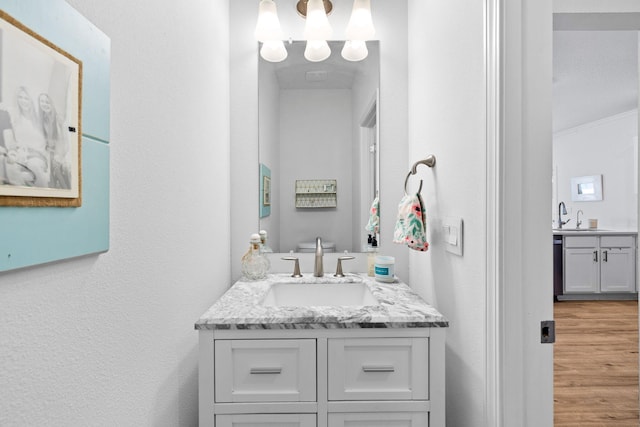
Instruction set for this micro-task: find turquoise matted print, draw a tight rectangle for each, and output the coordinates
[260,163,271,218]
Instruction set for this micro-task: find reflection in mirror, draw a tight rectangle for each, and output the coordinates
[259,40,380,253]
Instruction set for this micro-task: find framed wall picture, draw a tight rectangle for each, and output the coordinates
[260,163,271,218]
[571,174,603,202]
[0,11,82,207]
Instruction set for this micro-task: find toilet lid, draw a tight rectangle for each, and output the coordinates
[297,241,335,250]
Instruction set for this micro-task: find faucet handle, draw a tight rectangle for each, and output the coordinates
[281,257,302,278]
[334,256,355,277]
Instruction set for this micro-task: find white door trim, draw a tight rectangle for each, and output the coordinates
[489,1,640,426]
[484,0,502,425]
[487,0,555,425]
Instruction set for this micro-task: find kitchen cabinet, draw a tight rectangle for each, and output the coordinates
[563,235,636,295]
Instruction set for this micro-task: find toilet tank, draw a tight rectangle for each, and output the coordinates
[297,241,336,253]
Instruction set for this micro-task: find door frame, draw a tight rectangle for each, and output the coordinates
[489,1,640,426]
[486,0,555,425]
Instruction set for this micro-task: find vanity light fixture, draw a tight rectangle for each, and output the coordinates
[342,0,375,61]
[255,0,375,63]
[254,0,288,62]
[303,0,333,62]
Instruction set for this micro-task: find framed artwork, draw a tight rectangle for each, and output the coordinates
[571,175,603,202]
[0,11,82,207]
[263,175,271,206]
[260,163,271,218]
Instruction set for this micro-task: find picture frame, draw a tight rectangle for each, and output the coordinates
[571,174,603,202]
[263,175,271,206]
[259,163,271,218]
[0,11,82,207]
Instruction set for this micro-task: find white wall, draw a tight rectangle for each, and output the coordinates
[279,89,353,252]
[407,0,487,425]
[0,1,231,425]
[553,110,638,230]
[258,60,281,251]
[351,47,381,251]
[231,0,409,280]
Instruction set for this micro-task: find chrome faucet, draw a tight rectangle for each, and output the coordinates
[557,201,570,229]
[314,236,324,277]
[576,209,583,229]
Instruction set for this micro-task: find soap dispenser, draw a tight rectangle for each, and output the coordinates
[259,230,273,253]
[367,236,378,277]
[241,233,269,280]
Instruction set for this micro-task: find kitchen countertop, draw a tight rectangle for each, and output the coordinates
[552,229,637,236]
[195,273,449,330]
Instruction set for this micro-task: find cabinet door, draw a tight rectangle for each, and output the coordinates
[217,414,316,427]
[600,248,636,293]
[328,338,428,401]
[214,339,316,402]
[564,248,599,293]
[328,412,428,427]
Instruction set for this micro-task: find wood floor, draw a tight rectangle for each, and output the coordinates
[554,300,639,426]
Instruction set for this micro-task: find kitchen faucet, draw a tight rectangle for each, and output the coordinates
[576,209,583,229]
[314,236,324,277]
[557,201,570,229]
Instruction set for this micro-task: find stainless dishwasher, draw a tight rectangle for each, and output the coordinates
[553,235,563,300]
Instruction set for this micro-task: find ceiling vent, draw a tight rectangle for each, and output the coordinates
[305,70,328,82]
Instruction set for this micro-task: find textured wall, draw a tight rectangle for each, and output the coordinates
[0,0,230,425]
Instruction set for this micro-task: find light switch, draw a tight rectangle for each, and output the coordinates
[443,216,463,256]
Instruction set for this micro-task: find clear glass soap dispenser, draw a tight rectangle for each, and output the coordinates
[259,230,273,253]
[241,233,269,280]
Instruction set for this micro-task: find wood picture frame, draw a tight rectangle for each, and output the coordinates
[260,163,271,218]
[0,11,82,207]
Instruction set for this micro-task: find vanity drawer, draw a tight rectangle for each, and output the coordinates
[600,236,635,248]
[327,338,429,401]
[328,412,428,427]
[216,414,316,427]
[214,339,316,403]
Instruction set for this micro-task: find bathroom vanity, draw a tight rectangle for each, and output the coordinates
[195,274,448,427]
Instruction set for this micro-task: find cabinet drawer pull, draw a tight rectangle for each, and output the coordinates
[362,365,395,373]
[249,367,282,375]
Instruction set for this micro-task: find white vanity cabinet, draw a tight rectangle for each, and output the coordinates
[198,328,445,427]
[563,234,637,295]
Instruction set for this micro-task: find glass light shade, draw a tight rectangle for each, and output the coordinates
[341,40,368,61]
[255,0,284,42]
[345,0,375,41]
[303,0,333,41]
[304,40,331,62]
[260,40,288,62]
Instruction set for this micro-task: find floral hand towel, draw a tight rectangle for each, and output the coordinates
[365,197,380,234]
[393,193,429,251]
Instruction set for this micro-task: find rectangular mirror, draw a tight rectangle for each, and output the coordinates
[258,40,380,253]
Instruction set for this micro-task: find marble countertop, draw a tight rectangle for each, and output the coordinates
[195,274,449,330]
[552,229,637,236]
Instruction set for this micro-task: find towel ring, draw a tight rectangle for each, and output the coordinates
[404,155,436,195]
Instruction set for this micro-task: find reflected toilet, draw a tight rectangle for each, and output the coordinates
[297,241,336,253]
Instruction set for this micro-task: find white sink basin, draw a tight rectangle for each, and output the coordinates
[261,282,379,307]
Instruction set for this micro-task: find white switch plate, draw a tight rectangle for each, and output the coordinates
[443,216,463,256]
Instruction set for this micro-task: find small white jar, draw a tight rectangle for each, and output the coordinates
[374,256,395,282]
